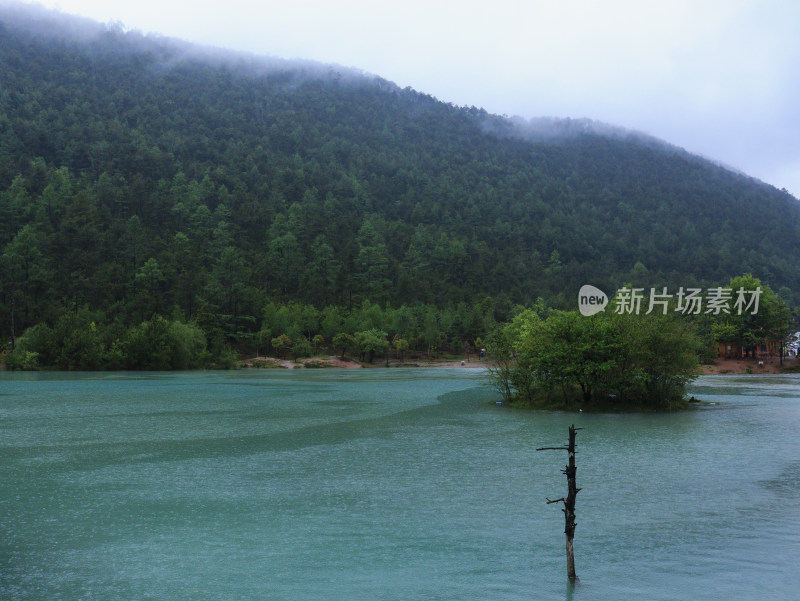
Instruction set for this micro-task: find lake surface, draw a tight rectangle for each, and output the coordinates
[2,369,799,600]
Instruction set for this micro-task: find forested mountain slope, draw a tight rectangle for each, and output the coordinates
[2,4,799,353]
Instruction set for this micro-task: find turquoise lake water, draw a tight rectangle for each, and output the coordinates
[2,369,799,600]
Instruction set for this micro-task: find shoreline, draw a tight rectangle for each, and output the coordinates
[238,355,488,370]
[3,356,795,374]
[239,354,800,374]
[699,356,800,375]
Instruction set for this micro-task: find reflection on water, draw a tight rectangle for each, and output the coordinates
[1,370,799,600]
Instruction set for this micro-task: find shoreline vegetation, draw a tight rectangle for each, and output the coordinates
[3,277,796,411]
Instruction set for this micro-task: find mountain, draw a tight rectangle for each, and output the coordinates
[1,3,799,354]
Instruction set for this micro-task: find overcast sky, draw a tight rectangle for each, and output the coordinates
[17,0,800,197]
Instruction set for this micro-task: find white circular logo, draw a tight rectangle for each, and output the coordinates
[578,285,608,316]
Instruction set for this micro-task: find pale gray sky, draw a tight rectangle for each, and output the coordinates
[17,0,800,197]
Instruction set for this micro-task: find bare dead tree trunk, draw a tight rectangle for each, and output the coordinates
[9,260,15,351]
[538,424,583,580]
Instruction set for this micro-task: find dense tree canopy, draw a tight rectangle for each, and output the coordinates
[489,307,702,410]
[1,5,798,369]
[709,275,792,359]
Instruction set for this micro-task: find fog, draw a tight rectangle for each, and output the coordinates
[4,0,800,197]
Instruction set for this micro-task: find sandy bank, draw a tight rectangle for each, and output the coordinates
[238,355,488,369]
[700,356,799,375]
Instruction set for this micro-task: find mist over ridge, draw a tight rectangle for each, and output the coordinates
[0,1,741,163]
[2,0,783,186]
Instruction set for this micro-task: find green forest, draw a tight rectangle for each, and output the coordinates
[1,5,799,370]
